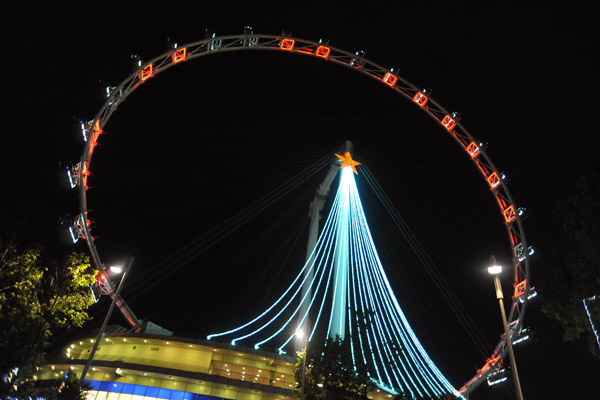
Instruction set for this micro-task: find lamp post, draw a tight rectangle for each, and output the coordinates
[487,256,524,400]
[295,321,311,400]
[80,257,134,383]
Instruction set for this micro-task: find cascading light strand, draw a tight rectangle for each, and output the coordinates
[240,190,346,348]
[344,160,459,397]
[349,172,417,395]
[206,151,463,399]
[208,182,342,343]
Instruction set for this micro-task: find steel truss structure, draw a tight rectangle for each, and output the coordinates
[73,29,533,395]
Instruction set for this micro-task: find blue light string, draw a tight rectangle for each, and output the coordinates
[348,178,414,394]
[349,191,382,382]
[584,295,600,354]
[354,202,432,396]
[207,185,341,343]
[273,229,336,351]
[351,169,458,397]
[207,160,463,398]
[357,201,458,396]
[356,200,444,396]
[237,193,344,347]
[353,176,411,392]
[326,171,348,339]
[351,200,397,388]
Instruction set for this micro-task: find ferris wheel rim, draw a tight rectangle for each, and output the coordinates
[74,31,531,395]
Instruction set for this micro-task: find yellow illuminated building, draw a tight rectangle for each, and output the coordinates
[37,330,395,400]
[39,332,297,400]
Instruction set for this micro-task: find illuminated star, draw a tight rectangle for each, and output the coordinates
[335,152,361,174]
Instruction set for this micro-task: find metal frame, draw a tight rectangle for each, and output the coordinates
[74,31,532,395]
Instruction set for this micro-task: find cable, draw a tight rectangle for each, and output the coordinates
[360,163,491,359]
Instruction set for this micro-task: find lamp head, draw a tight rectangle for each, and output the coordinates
[109,265,124,274]
[487,265,502,275]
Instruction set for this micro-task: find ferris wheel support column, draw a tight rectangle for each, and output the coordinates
[299,142,348,347]
[78,151,143,332]
[300,157,341,337]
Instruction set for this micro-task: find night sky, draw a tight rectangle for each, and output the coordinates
[3,1,599,399]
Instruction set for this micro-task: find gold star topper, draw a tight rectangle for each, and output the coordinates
[335,151,361,174]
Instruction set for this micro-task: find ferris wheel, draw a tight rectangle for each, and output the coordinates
[64,27,534,395]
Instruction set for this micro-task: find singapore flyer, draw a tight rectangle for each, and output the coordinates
[66,30,534,396]
[5,3,600,400]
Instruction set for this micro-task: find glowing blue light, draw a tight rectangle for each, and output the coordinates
[68,227,79,244]
[512,335,530,345]
[584,295,600,352]
[206,159,463,398]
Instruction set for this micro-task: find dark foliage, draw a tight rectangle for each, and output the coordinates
[542,172,600,357]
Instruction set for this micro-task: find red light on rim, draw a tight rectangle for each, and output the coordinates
[487,172,501,189]
[513,279,527,298]
[315,45,330,58]
[90,120,102,144]
[82,162,90,189]
[413,92,428,107]
[481,354,501,372]
[93,120,102,135]
[141,64,153,81]
[466,142,480,158]
[173,48,187,63]
[441,115,456,131]
[503,205,516,223]
[280,39,295,51]
[383,72,397,87]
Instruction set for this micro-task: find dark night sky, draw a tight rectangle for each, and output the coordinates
[2,1,599,399]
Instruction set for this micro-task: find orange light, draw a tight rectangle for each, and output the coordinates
[441,115,456,131]
[82,162,90,189]
[90,120,102,145]
[513,280,527,298]
[481,353,501,373]
[466,142,480,158]
[487,172,501,189]
[413,92,428,107]
[334,152,361,175]
[173,48,187,63]
[382,72,397,87]
[315,45,330,58]
[141,64,153,81]
[503,205,516,223]
[280,39,295,51]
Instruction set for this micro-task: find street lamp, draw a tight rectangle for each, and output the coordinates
[80,257,134,383]
[487,256,524,400]
[295,321,310,400]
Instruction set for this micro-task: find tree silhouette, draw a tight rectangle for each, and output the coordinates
[1,244,96,398]
[542,171,600,357]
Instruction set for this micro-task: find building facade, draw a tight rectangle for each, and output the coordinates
[37,331,394,400]
[38,332,297,400]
